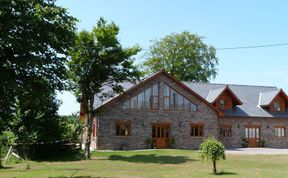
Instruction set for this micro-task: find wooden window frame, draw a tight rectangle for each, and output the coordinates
[220,99,226,110]
[124,82,159,110]
[151,82,160,110]
[273,101,281,112]
[275,126,285,137]
[163,82,197,112]
[191,124,204,137]
[116,121,131,136]
[219,125,232,137]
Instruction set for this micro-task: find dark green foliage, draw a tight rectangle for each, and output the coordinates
[59,114,84,142]
[0,0,77,131]
[68,17,140,159]
[0,0,77,161]
[142,31,218,82]
[199,138,226,174]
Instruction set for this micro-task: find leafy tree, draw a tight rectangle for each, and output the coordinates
[0,0,77,131]
[199,138,226,174]
[59,114,84,142]
[142,31,218,82]
[69,17,140,159]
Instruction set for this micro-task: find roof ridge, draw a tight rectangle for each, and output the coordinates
[183,81,277,88]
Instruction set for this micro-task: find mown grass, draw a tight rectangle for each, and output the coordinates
[1,149,288,178]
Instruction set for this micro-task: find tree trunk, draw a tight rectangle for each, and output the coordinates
[213,160,217,174]
[84,97,94,160]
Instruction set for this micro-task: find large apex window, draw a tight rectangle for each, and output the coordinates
[122,82,159,110]
[191,124,203,137]
[163,83,197,112]
[116,121,131,136]
[275,127,285,137]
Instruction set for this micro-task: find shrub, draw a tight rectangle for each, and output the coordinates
[199,138,226,174]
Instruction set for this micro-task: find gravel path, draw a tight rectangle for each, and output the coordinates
[226,148,288,155]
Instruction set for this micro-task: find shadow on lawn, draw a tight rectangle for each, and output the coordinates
[34,151,84,162]
[108,154,195,164]
[49,176,108,178]
[215,171,237,176]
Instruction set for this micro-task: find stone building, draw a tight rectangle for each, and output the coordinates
[81,70,288,150]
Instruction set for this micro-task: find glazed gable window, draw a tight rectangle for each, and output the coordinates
[273,101,281,111]
[122,82,159,110]
[275,127,285,137]
[220,99,226,110]
[163,83,197,111]
[116,121,131,136]
[219,126,232,137]
[191,124,203,137]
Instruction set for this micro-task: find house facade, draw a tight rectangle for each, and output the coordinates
[81,70,288,150]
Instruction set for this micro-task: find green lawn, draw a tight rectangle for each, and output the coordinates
[1,149,288,178]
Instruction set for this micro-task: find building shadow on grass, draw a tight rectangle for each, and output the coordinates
[108,154,195,164]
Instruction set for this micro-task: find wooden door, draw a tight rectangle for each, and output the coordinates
[245,127,260,147]
[152,125,170,148]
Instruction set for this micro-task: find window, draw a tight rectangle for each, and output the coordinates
[220,99,226,109]
[152,83,159,109]
[116,122,131,136]
[177,94,184,111]
[122,100,130,109]
[219,126,232,137]
[163,84,169,110]
[163,83,197,112]
[191,124,203,137]
[275,127,285,137]
[274,101,281,111]
[137,92,145,109]
[122,82,159,110]
[130,95,137,109]
[144,87,152,109]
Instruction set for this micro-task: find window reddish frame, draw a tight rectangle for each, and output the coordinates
[191,124,204,137]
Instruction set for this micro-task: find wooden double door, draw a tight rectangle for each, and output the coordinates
[245,127,260,147]
[152,124,170,149]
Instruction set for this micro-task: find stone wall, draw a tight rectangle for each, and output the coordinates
[96,74,218,150]
[219,117,288,148]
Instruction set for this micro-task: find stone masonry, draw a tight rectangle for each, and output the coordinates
[96,74,219,150]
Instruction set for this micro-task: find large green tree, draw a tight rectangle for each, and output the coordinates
[69,18,140,159]
[142,31,218,82]
[0,0,76,132]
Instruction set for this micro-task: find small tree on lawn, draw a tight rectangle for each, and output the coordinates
[199,138,225,174]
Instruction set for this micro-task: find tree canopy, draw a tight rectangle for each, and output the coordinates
[142,31,218,82]
[0,0,77,128]
[68,17,140,159]
[0,0,77,158]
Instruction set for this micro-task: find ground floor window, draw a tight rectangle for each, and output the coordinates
[116,121,131,136]
[191,124,203,137]
[219,126,232,137]
[275,127,285,137]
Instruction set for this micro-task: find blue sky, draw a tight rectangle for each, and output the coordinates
[56,0,288,115]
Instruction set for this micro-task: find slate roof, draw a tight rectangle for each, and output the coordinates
[206,87,226,103]
[93,71,288,118]
[184,82,288,118]
[259,90,281,106]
